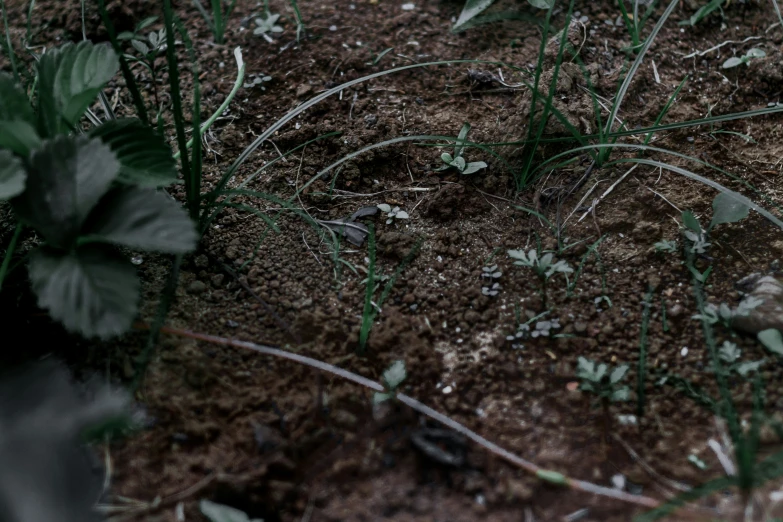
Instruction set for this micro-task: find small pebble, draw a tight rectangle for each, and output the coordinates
[401,2,415,10]
[187,281,207,294]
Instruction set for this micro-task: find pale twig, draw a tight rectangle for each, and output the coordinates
[135,323,675,511]
[680,36,763,59]
[578,164,639,223]
[612,434,692,493]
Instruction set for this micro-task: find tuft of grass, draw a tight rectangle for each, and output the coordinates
[192,0,238,44]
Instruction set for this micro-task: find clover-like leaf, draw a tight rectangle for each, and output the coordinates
[28,245,140,339]
[200,500,264,522]
[0,360,129,522]
[83,187,198,254]
[89,118,178,187]
[37,41,119,136]
[0,150,26,199]
[12,135,119,248]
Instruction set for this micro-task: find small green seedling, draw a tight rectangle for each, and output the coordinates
[116,16,159,44]
[723,48,766,69]
[254,12,283,42]
[507,248,572,308]
[577,357,631,404]
[577,356,630,438]
[718,341,765,377]
[678,0,725,26]
[654,239,678,254]
[373,360,407,404]
[377,204,409,225]
[438,123,487,175]
[692,297,763,328]
[200,500,263,522]
[243,73,272,90]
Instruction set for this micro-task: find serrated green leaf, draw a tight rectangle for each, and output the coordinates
[89,119,178,187]
[83,187,197,254]
[0,150,26,199]
[710,192,749,228]
[758,329,783,355]
[0,72,35,125]
[37,41,119,136]
[12,136,119,248]
[28,246,140,339]
[682,210,701,233]
[200,500,264,522]
[0,119,42,156]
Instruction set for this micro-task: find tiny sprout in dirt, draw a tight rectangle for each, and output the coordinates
[481,264,502,296]
[374,360,407,404]
[243,73,272,90]
[437,122,487,175]
[377,204,409,225]
[576,357,631,405]
[507,248,572,309]
[254,12,283,42]
[654,239,678,254]
[718,341,766,377]
[723,48,766,69]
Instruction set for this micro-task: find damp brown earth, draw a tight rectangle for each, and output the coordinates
[2,0,783,520]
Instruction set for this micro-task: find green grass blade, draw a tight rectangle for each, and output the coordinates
[644,75,687,146]
[0,222,23,292]
[175,16,202,221]
[0,0,20,83]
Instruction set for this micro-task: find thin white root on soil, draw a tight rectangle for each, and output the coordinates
[140,323,681,511]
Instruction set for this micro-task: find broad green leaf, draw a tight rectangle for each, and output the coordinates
[12,136,119,248]
[200,500,263,522]
[681,210,701,233]
[527,0,554,8]
[452,0,497,31]
[0,72,35,125]
[89,119,178,187]
[710,192,749,228]
[0,150,26,199]
[37,41,119,136]
[722,57,743,69]
[441,152,453,163]
[377,203,392,213]
[83,187,198,254]
[28,246,140,339]
[462,161,487,175]
[758,329,783,355]
[0,120,42,156]
[745,48,766,58]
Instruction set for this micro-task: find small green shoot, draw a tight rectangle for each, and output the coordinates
[722,48,766,69]
[437,123,487,175]
[192,0,238,44]
[508,248,572,309]
[200,500,263,522]
[254,12,283,42]
[377,204,409,225]
[373,360,407,404]
[678,0,725,26]
[654,239,678,254]
[576,357,631,405]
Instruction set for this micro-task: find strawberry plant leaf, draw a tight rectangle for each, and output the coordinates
[29,245,140,339]
[83,187,198,253]
[0,150,26,199]
[0,72,35,125]
[37,41,119,136]
[89,118,178,187]
[0,120,42,156]
[12,136,119,248]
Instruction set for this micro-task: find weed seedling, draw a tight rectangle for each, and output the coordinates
[377,204,409,225]
[481,264,502,296]
[722,48,766,69]
[192,0,238,44]
[576,356,630,440]
[254,12,283,42]
[437,122,487,175]
[507,248,572,309]
[373,360,407,404]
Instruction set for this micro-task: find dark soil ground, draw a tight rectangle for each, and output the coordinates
[2,0,783,520]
